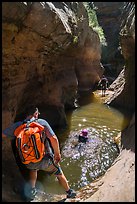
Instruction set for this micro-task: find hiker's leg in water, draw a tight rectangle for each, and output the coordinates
[56,172,77,198]
[103,89,105,97]
[56,172,70,191]
[101,88,103,97]
[102,90,104,97]
[29,170,37,188]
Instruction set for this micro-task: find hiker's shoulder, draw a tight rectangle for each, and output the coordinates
[37,118,49,126]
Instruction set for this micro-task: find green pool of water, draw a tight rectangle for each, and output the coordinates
[38,92,129,194]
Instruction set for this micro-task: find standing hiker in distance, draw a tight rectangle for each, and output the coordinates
[98,75,109,97]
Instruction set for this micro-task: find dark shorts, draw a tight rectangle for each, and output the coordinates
[26,154,62,175]
[78,135,88,143]
[101,85,107,90]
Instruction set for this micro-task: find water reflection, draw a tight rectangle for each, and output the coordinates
[61,126,120,189]
[39,91,129,193]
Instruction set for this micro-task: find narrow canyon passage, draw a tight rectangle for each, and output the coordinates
[2,2,135,202]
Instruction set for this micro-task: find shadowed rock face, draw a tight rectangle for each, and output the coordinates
[94,2,125,76]
[94,2,124,49]
[109,2,135,112]
[2,2,102,130]
[104,2,135,153]
[111,3,135,154]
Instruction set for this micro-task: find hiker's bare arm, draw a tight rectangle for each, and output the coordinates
[98,80,101,86]
[49,135,61,163]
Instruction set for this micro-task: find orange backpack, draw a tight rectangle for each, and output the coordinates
[14,121,45,165]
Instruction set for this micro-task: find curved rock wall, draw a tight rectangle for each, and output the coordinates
[94,2,125,77]
[2,2,135,202]
[2,3,102,202]
[82,4,135,202]
[2,2,102,129]
[108,2,135,112]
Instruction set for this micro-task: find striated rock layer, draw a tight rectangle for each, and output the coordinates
[2,2,102,129]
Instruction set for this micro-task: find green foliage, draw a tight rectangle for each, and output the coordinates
[73,35,79,44]
[83,2,107,45]
[93,26,107,46]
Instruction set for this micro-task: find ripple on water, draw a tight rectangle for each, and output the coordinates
[61,128,120,190]
[39,101,128,194]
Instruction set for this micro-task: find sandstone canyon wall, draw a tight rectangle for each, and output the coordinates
[116,2,135,152]
[106,2,135,113]
[2,2,102,130]
[2,2,135,202]
[83,3,135,202]
[94,2,125,78]
[2,2,102,202]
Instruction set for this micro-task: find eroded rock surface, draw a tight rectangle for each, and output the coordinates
[2,2,102,202]
[94,2,125,76]
[81,3,135,201]
[2,2,135,203]
[106,2,135,112]
[2,2,102,129]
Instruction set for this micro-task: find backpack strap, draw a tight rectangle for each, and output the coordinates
[43,133,54,157]
[23,117,38,131]
[31,134,40,160]
[16,137,25,162]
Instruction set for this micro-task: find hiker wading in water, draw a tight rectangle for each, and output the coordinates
[2,108,76,201]
[78,129,89,143]
[98,75,109,97]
